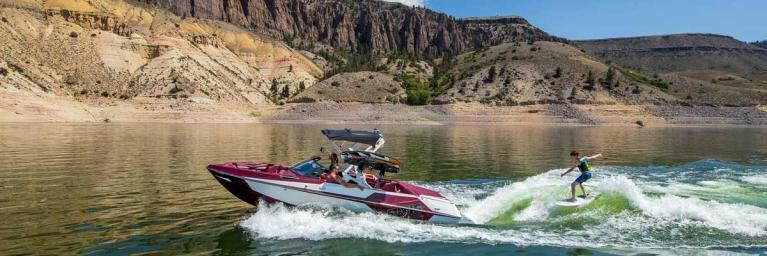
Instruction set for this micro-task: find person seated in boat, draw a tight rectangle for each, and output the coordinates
[561,151,603,202]
[358,164,380,188]
[320,153,340,180]
[349,163,373,189]
[323,164,360,190]
[330,153,339,167]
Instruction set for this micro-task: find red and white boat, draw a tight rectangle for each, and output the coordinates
[207,129,463,223]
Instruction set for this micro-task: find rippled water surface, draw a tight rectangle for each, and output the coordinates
[1,124,766,255]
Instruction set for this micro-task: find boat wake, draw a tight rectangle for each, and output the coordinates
[240,160,767,249]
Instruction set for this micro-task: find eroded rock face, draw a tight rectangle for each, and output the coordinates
[138,0,564,56]
[46,9,134,37]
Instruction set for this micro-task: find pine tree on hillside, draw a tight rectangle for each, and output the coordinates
[584,71,595,90]
[270,79,279,95]
[604,67,616,88]
[281,85,290,98]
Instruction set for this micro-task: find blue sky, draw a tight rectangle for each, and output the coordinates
[386,0,767,42]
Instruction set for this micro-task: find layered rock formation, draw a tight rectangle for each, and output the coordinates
[463,16,566,47]
[0,0,321,112]
[138,0,564,57]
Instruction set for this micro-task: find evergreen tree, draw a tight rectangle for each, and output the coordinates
[270,79,279,94]
[281,85,290,98]
[569,86,577,100]
[604,67,616,88]
[485,66,497,83]
[553,66,562,78]
[584,71,595,90]
[299,81,306,92]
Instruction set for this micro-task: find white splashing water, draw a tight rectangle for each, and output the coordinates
[240,167,767,248]
[742,174,767,185]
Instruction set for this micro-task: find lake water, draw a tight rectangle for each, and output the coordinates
[1,124,766,255]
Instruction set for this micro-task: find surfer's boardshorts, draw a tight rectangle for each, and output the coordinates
[575,172,592,184]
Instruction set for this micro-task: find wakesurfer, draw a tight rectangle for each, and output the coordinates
[561,151,603,202]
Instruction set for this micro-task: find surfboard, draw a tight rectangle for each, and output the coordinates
[556,193,599,207]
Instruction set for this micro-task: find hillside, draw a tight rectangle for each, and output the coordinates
[0,0,322,121]
[432,41,675,105]
[577,34,767,106]
[0,0,765,124]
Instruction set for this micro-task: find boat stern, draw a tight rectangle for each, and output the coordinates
[420,195,463,223]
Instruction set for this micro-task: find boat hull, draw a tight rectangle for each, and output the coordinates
[208,165,462,223]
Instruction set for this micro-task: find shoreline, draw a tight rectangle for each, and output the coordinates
[2,97,766,127]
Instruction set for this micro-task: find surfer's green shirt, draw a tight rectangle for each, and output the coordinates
[577,157,591,173]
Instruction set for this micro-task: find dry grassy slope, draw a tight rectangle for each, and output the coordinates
[435,41,676,105]
[0,0,322,109]
[293,71,404,103]
[577,34,767,105]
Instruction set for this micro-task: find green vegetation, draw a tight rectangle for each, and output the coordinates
[617,67,668,90]
[249,112,262,118]
[604,67,616,88]
[270,79,279,94]
[331,81,340,87]
[553,66,562,78]
[484,66,497,83]
[320,47,387,78]
[281,85,290,98]
[402,75,432,105]
[298,81,306,92]
[0,67,7,76]
[584,71,595,90]
[385,95,399,103]
[69,31,78,38]
[426,52,458,99]
[568,86,577,100]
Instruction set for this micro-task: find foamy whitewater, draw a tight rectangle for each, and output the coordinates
[241,160,767,249]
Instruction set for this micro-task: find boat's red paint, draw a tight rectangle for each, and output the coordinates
[207,162,456,221]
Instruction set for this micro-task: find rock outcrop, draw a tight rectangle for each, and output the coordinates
[138,0,564,57]
[463,16,566,47]
[45,9,134,37]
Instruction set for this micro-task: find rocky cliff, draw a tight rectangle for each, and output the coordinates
[0,0,325,122]
[138,0,564,57]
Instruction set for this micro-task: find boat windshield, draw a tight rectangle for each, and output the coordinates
[289,159,326,178]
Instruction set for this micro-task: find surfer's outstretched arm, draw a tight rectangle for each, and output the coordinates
[586,153,603,160]
[561,165,577,176]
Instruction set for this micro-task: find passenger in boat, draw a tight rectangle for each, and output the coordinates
[325,164,361,190]
[357,164,379,189]
[330,153,339,166]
